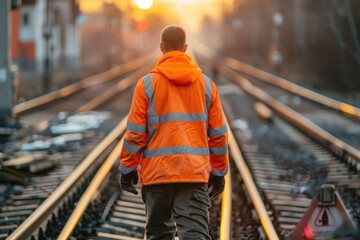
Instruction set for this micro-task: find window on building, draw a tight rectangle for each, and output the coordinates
[23,12,29,26]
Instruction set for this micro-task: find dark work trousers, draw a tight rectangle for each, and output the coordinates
[141,182,211,240]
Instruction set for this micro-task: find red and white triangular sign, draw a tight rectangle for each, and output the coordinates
[315,207,334,226]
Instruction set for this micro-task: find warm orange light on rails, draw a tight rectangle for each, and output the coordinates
[339,103,358,115]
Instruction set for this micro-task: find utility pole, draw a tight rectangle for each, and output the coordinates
[107,1,112,68]
[271,0,283,74]
[43,0,52,93]
[0,0,13,124]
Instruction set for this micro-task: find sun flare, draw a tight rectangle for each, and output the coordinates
[77,0,234,32]
[135,0,153,10]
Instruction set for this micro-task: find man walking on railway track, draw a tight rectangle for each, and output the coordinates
[119,25,229,240]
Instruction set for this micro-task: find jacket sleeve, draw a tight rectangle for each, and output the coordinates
[208,81,229,176]
[119,78,148,174]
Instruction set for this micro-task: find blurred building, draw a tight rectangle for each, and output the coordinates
[10,0,80,72]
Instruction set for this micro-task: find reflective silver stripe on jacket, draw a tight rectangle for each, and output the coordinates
[210,146,228,155]
[143,73,212,158]
[204,74,212,113]
[144,73,155,124]
[124,140,143,153]
[213,167,229,176]
[120,162,136,174]
[148,113,207,125]
[144,74,212,125]
[208,124,227,137]
[127,121,146,134]
[144,146,210,158]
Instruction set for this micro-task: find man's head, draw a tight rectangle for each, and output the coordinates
[160,25,187,54]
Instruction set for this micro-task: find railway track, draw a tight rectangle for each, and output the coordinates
[1,49,237,240]
[1,45,359,240]
[0,52,156,239]
[194,45,360,238]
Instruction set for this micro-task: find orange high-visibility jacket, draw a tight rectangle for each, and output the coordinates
[120,51,228,186]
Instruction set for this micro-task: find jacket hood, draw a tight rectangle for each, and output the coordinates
[151,51,202,85]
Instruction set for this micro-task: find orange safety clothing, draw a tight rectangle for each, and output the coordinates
[120,51,228,186]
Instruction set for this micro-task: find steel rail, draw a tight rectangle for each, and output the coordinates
[193,42,360,121]
[6,59,154,239]
[226,122,280,240]
[6,117,127,240]
[192,46,269,239]
[223,57,360,120]
[190,46,233,239]
[57,118,127,240]
[58,130,233,240]
[56,47,234,240]
[219,155,232,240]
[13,51,159,116]
[195,43,359,236]
[76,64,152,112]
[217,64,360,169]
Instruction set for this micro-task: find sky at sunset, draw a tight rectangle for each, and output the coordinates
[77,0,234,32]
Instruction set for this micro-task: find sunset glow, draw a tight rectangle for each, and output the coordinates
[77,0,233,31]
[78,0,103,13]
[135,0,153,10]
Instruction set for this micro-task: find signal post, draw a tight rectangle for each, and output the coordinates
[0,0,13,123]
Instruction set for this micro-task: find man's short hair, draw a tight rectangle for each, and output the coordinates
[160,25,186,52]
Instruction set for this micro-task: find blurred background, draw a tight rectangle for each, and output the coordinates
[6,0,360,101]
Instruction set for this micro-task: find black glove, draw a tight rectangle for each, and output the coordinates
[120,171,139,195]
[208,173,225,198]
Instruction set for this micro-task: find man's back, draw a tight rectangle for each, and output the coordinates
[137,50,212,185]
[119,25,229,240]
